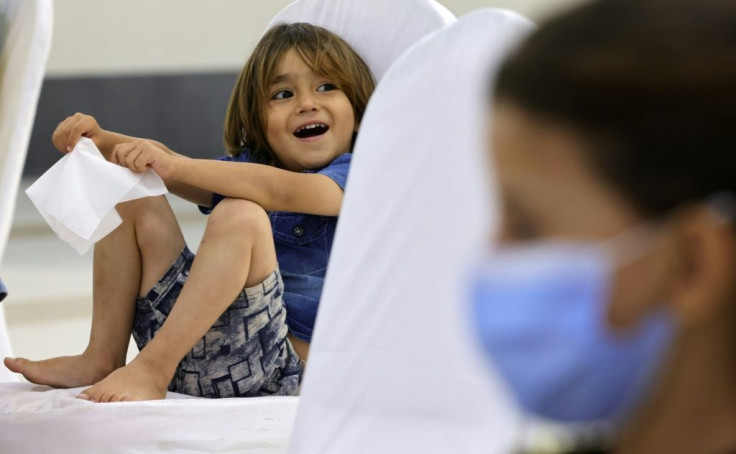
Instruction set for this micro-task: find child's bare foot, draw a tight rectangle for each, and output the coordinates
[77,357,169,402]
[3,354,118,388]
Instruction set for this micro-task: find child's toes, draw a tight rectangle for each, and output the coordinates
[4,357,25,373]
[83,386,104,402]
[76,387,93,400]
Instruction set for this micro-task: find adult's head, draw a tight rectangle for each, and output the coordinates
[488,0,736,450]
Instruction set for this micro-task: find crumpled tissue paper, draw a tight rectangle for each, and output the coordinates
[25,137,168,254]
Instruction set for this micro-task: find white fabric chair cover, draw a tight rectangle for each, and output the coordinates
[0,0,53,381]
[266,0,455,82]
[289,10,535,454]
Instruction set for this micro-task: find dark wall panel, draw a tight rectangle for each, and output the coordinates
[25,72,239,176]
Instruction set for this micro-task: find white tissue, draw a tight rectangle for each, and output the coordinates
[25,138,168,254]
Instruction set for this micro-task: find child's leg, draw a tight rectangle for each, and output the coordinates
[78,198,298,402]
[3,196,185,387]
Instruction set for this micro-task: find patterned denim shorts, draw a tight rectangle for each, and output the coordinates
[132,247,302,398]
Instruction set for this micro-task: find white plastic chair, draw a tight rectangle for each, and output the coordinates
[0,0,53,382]
[290,9,535,454]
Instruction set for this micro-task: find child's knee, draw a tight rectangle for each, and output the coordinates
[207,198,271,238]
[122,195,180,240]
[116,194,168,219]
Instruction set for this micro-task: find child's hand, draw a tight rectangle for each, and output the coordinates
[110,139,178,179]
[51,112,105,154]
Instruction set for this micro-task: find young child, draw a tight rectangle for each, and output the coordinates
[3,23,375,402]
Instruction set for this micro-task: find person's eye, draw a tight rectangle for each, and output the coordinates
[504,218,541,243]
[499,197,542,243]
[272,90,293,100]
[317,83,338,92]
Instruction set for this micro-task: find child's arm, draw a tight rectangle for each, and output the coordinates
[112,141,346,216]
[178,159,344,216]
[52,113,213,207]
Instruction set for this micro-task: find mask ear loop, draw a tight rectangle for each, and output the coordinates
[598,192,736,270]
[598,218,668,270]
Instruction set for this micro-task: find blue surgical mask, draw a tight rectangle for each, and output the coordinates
[470,240,675,424]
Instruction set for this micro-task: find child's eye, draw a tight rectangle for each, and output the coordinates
[272,90,294,100]
[317,83,338,92]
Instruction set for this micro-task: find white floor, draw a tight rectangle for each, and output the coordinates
[1,180,208,367]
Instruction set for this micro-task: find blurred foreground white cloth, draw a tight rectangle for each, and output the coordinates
[25,138,167,255]
[290,9,534,454]
[0,0,53,380]
[0,0,52,260]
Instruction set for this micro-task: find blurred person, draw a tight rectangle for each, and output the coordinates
[4,23,375,402]
[473,0,736,452]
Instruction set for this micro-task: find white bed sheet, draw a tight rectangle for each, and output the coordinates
[0,382,298,454]
[290,9,535,454]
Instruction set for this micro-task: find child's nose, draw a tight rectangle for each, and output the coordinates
[296,92,319,113]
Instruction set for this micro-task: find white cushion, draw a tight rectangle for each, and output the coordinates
[290,9,535,454]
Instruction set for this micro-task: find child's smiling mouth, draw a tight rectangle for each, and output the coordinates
[294,123,329,140]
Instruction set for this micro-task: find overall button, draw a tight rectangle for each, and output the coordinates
[293,226,304,237]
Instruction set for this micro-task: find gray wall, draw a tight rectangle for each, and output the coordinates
[26,73,238,174]
[26,0,583,175]
[45,0,582,76]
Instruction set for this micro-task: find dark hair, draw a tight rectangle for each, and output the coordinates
[225,22,375,164]
[495,0,736,216]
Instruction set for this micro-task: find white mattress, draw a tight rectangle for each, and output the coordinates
[0,382,298,453]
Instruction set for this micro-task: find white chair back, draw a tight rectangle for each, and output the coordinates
[290,9,535,454]
[266,0,455,82]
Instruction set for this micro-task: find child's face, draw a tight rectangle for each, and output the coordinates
[265,49,356,172]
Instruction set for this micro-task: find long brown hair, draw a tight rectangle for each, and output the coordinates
[224,23,376,164]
